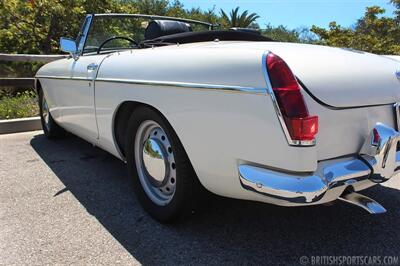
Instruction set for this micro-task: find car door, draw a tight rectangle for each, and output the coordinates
[56,14,139,143]
[56,54,108,142]
[54,14,104,143]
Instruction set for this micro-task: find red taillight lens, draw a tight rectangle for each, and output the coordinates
[266,53,318,141]
[372,128,380,146]
[285,116,319,141]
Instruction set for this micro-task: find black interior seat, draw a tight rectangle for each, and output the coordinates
[144,20,192,40]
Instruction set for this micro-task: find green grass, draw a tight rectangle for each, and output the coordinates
[0,91,39,119]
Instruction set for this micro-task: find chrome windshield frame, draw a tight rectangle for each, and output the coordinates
[77,14,94,56]
[76,13,215,56]
[92,13,215,30]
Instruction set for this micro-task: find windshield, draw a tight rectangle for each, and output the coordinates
[83,15,212,54]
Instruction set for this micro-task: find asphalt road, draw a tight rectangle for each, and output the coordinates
[1,131,400,265]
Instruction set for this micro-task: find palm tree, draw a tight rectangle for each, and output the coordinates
[220,7,260,28]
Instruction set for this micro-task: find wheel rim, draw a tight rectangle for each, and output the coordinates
[41,94,50,130]
[134,120,177,206]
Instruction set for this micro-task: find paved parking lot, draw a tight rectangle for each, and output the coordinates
[1,131,400,265]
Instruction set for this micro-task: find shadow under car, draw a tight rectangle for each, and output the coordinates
[30,134,400,265]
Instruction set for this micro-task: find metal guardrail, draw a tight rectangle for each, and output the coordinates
[0,53,67,90]
[0,53,67,63]
[0,78,34,88]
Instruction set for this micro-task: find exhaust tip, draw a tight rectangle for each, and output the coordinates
[339,192,386,214]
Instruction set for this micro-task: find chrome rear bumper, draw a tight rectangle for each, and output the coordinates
[239,123,400,206]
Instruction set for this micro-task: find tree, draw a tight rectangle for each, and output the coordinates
[0,0,223,56]
[262,24,300,42]
[133,0,169,16]
[0,0,137,77]
[391,0,400,20]
[0,0,137,54]
[0,0,221,76]
[311,5,400,55]
[261,24,317,43]
[220,7,260,28]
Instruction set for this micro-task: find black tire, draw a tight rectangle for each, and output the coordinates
[125,106,204,222]
[38,89,65,139]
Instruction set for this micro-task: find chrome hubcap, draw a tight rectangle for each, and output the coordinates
[41,95,50,129]
[143,138,168,185]
[134,120,176,206]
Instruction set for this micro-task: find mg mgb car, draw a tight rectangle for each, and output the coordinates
[35,14,400,222]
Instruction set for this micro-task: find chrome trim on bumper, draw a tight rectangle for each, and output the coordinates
[239,123,400,204]
[239,158,372,204]
[360,123,400,182]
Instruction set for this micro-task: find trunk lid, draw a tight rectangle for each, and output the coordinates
[265,43,400,108]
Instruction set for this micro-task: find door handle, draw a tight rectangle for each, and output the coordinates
[87,63,98,71]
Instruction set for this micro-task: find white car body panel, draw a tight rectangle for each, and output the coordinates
[304,92,396,160]
[211,42,400,108]
[94,82,317,199]
[384,55,400,62]
[36,40,400,205]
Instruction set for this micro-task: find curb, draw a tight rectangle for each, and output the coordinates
[0,117,42,134]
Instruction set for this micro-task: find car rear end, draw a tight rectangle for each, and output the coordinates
[238,43,400,213]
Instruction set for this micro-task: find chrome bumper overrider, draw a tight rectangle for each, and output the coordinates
[239,123,400,206]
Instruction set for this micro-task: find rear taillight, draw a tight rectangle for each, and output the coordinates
[266,53,318,142]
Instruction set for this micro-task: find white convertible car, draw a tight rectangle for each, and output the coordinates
[36,14,400,221]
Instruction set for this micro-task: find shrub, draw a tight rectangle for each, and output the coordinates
[0,91,39,119]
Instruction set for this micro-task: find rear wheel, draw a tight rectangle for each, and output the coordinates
[38,89,65,138]
[125,106,203,222]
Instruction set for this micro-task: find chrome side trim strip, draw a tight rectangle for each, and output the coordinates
[96,78,267,94]
[261,51,316,146]
[36,75,89,81]
[35,75,267,94]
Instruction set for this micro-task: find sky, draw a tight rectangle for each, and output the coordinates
[179,0,396,29]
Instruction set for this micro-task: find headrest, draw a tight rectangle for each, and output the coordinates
[145,20,191,40]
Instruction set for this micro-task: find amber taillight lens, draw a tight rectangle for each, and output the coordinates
[266,53,318,141]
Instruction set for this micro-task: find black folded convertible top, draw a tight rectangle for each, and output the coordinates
[148,30,273,44]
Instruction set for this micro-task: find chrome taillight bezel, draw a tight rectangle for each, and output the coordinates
[262,51,317,146]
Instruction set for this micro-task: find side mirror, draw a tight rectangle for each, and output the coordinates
[60,37,78,60]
